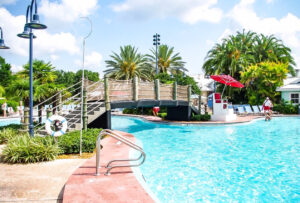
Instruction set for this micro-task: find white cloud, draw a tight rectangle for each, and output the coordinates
[34,31,80,56]
[11,64,23,73]
[266,0,274,3]
[40,0,98,23]
[0,7,80,57]
[111,0,223,24]
[75,51,102,70]
[227,0,300,48]
[0,0,17,6]
[50,54,59,61]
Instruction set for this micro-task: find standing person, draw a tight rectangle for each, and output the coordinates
[1,102,7,117]
[263,97,272,121]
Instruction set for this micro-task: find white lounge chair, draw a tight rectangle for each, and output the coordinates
[237,106,247,116]
[252,105,263,115]
[244,105,254,114]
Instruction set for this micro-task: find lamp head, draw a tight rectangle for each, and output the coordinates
[17,25,37,39]
[0,39,9,49]
[27,14,47,29]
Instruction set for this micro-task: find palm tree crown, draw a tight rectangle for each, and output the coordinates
[147,45,186,74]
[104,45,152,81]
[203,30,296,77]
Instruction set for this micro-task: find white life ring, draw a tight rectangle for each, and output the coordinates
[45,115,68,137]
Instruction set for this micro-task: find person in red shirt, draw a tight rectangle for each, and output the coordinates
[153,106,160,116]
[262,97,272,121]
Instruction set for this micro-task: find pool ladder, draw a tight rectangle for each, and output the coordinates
[96,129,146,176]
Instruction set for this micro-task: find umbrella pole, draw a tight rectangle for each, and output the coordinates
[221,85,227,98]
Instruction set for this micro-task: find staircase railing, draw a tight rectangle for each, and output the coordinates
[33,79,105,135]
[33,80,82,133]
[96,129,146,176]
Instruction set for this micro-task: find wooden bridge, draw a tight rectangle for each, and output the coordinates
[27,77,202,134]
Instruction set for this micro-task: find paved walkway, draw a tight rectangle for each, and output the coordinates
[62,131,154,203]
[0,150,85,203]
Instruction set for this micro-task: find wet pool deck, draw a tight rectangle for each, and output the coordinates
[62,130,154,203]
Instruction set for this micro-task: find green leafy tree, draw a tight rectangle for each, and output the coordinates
[55,70,76,86]
[203,30,296,103]
[75,70,100,82]
[147,45,186,74]
[0,56,14,88]
[105,45,152,81]
[240,61,289,105]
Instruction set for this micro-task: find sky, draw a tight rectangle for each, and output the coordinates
[0,0,300,77]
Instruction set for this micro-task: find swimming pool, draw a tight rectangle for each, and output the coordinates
[112,116,300,202]
[0,118,20,127]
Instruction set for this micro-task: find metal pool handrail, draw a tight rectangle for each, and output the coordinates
[96,129,146,176]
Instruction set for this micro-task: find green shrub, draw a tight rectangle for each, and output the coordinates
[123,107,167,115]
[0,128,19,144]
[58,128,102,154]
[2,135,61,163]
[273,101,299,114]
[0,124,23,144]
[158,113,167,119]
[191,114,211,121]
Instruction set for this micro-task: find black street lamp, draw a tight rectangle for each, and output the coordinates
[153,33,160,75]
[0,27,10,49]
[17,0,47,137]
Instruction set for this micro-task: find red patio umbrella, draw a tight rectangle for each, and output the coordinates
[210,75,244,97]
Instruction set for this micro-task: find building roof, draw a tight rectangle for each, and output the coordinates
[277,77,300,91]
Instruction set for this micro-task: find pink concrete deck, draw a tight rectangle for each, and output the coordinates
[63,131,154,203]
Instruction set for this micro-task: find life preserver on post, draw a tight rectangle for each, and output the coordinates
[45,115,68,137]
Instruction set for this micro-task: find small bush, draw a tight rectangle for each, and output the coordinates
[58,128,102,154]
[0,128,19,144]
[123,107,167,115]
[2,135,61,163]
[191,114,211,121]
[273,101,299,114]
[0,124,24,144]
[158,113,167,119]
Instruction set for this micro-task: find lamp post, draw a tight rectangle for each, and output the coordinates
[18,0,47,137]
[0,27,10,49]
[153,33,160,75]
[79,17,92,156]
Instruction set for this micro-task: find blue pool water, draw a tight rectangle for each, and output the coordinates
[112,116,300,202]
[0,118,20,127]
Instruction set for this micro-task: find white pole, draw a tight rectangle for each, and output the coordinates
[80,17,92,156]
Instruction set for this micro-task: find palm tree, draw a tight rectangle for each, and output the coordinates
[253,34,296,75]
[147,45,186,74]
[18,60,57,83]
[203,31,296,77]
[203,30,256,77]
[104,45,152,81]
